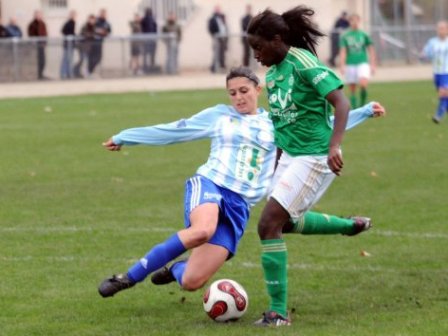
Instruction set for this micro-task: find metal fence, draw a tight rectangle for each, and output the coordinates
[371,25,435,64]
[0,27,435,83]
[0,33,179,82]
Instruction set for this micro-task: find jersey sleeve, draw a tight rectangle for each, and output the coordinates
[112,106,220,146]
[422,38,435,59]
[330,102,373,130]
[300,66,344,98]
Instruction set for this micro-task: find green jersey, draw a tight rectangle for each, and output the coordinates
[340,29,373,65]
[265,47,343,156]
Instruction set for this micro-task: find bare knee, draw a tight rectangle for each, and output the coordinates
[188,228,214,247]
[181,276,207,291]
[258,200,290,239]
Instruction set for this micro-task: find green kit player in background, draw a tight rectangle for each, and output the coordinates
[339,13,376,108]
[248,6,371,326]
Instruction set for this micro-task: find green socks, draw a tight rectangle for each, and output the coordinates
[350,94,357,108]
[291,211,354,235]
[261,239,288,318]
[360,87,367,106]
[350,88,368,108]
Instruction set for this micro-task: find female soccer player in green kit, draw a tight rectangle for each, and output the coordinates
[339,13,377,108]
[247,6,367,326]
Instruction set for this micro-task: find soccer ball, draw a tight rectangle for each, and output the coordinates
[203,279,248,322]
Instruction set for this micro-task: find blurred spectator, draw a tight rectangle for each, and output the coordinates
[328,11,349,67]
[0,18,7,38]
[241,4,252,67]
[73,14,96,78]
[129,13,143,75]
[208,5,228,73]
[162,12,182,74]
[60,10,77,79]
[5,17,22,38]
[141,7,158,73]
[28,10,48,80]
[89,8,111,76]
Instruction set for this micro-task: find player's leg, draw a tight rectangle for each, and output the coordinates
[98,176,220,297]
[180,243,229,291]
[125,202,218,282]
[433,74,448,123]
[255,152,292,324]
[345,65,358,108]
[256,154,336,326]
[256,197,290,324]
[358,63,371,106]
[152,181,249,290]
[282,211,371,235]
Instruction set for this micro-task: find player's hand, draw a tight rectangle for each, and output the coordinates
[328,146,343,176]
[371,102,386,117]
[102,138,121,151]
[339,65,345,76]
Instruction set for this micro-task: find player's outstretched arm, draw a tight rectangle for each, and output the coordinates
[101,107,221,149]
[335,101,386,131]
[102,138,122,151]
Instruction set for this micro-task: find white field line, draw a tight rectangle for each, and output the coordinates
[0,256,446,274]
[1,226,448,239]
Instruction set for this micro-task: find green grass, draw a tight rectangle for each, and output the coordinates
[1,81,447,336]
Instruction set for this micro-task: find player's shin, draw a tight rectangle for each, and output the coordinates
[261,239,288,318]
[360,87,367,106]
[127,233,186,282]
[288,211,355,235]
[435,97,448,120]
[171,260,187,286]
[350,94,357,109]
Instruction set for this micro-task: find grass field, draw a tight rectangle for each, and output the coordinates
[1,80,447,336]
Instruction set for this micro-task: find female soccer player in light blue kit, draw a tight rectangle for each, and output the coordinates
[98,66,385,298]
[422,20,448,124]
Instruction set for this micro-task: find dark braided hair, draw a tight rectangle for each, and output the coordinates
[247,6,325,56]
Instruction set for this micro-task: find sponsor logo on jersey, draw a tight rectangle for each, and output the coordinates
[312,71,329,85]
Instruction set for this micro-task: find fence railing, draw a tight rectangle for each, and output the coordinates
[370,25,434,63]
[0,27,435,83]
[0,33,179,82]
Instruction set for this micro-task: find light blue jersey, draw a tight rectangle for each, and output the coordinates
[423,37,448,74]
[112,103,375,206]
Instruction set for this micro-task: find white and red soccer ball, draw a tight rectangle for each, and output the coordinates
[203,279,248,322]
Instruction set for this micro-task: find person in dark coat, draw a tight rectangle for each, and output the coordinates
[28,10,48,80]
[241,4,253,67]
[141,7,158,73]
[208,5,228,73]
[88,8,111,76]
[60,10,76,79]
[5,17,23,38]
[328,11,350,67]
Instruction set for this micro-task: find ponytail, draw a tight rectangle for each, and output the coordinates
[281,6,324,55]
[247,6,324,56]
